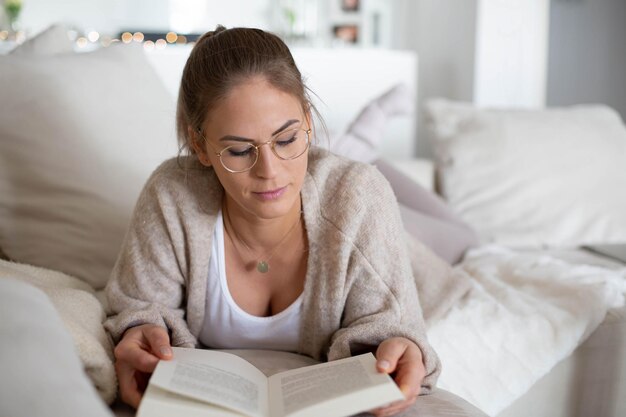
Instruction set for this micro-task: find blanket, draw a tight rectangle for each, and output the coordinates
[428,245,626,416]
[0,260,117,404]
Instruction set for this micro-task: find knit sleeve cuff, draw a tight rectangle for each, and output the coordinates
[103,306,197,347]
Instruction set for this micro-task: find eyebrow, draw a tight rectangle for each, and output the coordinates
[218,119,300,143]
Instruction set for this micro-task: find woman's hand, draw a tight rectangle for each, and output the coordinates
[370,337,426,417]
[113,324,173,408]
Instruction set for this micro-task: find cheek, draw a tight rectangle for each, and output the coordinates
[299,154,309,179]
[289,157,308,187]
[213,168,248,197]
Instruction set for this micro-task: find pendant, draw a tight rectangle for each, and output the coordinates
[257,261,269,274]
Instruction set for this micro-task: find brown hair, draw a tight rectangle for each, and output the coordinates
[176,25,325,158]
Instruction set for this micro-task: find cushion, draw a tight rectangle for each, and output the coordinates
[0,42,178,290]
[425,99,626,248]
[9,23,74,55]
[0,278,113,417]
[0,259,116,403]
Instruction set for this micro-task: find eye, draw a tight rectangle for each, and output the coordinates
[225,144,255,157]
[275,130,300,147]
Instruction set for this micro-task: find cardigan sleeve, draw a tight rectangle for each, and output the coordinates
[325,164,441,394]
[103,169,197,347]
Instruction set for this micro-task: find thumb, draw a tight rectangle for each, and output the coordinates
[144,326,173,360]
[375,338,407,374]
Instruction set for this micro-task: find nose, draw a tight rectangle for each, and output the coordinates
[252,141,278,178]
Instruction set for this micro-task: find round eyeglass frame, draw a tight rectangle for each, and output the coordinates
[197,127,312,173]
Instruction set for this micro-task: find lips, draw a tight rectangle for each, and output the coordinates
[252,186,287,201]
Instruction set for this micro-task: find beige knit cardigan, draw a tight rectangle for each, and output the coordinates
[104,147,446,392]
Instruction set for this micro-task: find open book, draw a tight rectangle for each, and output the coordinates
[137,347,405,417]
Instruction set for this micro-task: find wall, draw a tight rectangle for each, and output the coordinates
[547,0,626,120]
[411,0,479,157]
[16,0,142,34]
[474,0,549,108]
[15,0,271,35]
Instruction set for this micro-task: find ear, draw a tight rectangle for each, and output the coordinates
[188,126,212,167]
[304,110,314,136]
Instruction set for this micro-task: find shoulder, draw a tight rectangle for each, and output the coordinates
[306,147,396,213]
[304,147,398,237]
[137,156,222,214]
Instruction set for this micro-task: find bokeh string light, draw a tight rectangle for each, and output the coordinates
[0,28,198,50]
[82,30,198,49]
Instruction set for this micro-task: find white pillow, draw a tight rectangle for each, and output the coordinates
[425,99,626,248]
[0,43,178,289]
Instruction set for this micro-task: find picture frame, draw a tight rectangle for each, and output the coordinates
[341,0,360,12]
[332,24,359,44]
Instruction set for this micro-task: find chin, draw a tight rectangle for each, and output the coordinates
[246,192,300,220]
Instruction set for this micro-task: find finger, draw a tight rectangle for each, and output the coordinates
[134,370,151,394]
[372,396,417,417]
[375,338,408,374]
[116,360,143,408]
[369,396,413,414]
[144,325,173,360]
[115,342,160,373]
[393,350,425,398]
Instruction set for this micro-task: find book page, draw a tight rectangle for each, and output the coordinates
[137,384,246,417]
[268,353,404,417]
[148,347,269,417]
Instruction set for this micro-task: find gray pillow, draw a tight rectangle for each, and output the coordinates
[374,159,479,264]
[9,23,74,55]
[0,278,113,417]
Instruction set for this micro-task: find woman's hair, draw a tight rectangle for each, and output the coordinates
[176,25,325,158]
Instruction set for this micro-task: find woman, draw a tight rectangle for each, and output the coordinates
[105,26,441,417]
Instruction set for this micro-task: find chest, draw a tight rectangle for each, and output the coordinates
[223,234,308,317]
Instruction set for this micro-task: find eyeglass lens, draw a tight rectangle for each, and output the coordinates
[220,128,309,172]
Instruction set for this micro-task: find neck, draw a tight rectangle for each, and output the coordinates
[222,197,303,253]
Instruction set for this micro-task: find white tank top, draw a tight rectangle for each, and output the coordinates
[198,210,303,352]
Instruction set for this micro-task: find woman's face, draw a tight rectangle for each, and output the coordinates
[195,77,310,221]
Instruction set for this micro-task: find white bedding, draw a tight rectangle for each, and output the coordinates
[428,245,626,416]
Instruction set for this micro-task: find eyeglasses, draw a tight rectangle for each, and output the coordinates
[198,127,311,173]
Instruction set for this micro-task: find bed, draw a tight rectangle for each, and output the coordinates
[423,99,626,417]
[1,24,625,417]
[498,251,626,417]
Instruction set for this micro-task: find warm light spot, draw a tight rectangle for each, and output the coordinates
[165,32,177,43]
[0,31,8,40]
[155,39,167,49]
[143,40,155,51]
[15,31,26,44]
[76,37,88,48]
[87,31,100,42]
[133,32,144,42]
[176,35,187,44]
[121,32,133,43]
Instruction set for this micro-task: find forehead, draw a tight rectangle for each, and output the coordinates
[203,78,303,135]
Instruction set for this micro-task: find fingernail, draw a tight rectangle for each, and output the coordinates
[160,346,172,357]
[378,360,390,370]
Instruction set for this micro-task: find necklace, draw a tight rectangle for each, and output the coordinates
[223,205,303,274]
